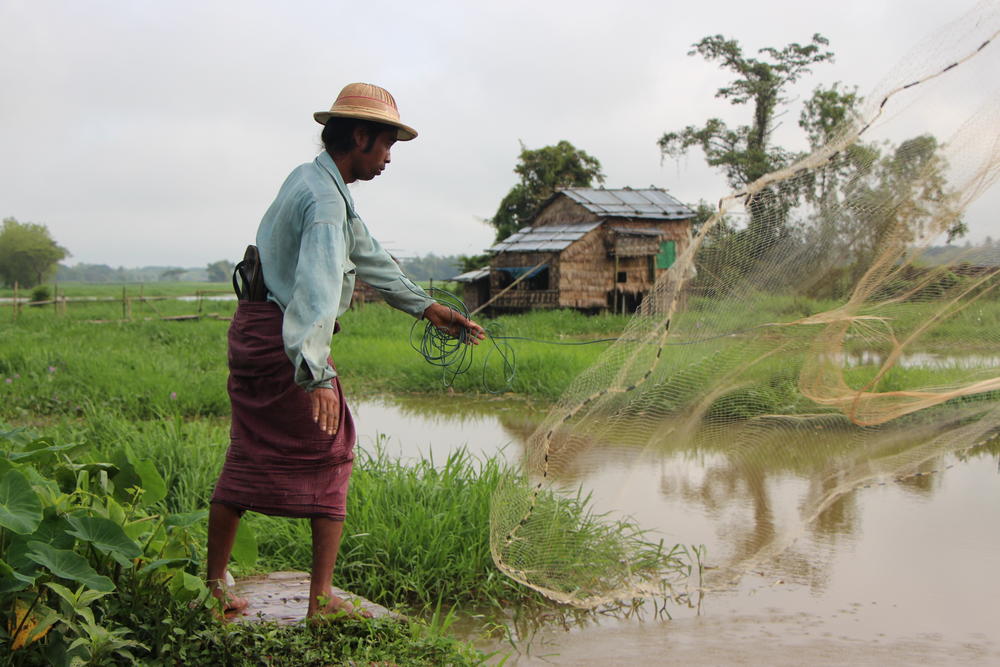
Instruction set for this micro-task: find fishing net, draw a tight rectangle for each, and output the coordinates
[490,1,1000,607]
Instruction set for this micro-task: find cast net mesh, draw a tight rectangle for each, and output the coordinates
[490,1,1000,608]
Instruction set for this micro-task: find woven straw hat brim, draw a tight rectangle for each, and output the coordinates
[313,108,417,141]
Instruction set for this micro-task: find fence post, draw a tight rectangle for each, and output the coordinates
[12,281,18,322]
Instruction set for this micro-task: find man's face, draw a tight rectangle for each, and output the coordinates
[350,127,397,182]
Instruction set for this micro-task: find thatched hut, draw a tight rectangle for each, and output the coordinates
[478,187,695,314]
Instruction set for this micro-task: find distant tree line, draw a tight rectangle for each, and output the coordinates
[0,217,69,288]
[397,253,462,281]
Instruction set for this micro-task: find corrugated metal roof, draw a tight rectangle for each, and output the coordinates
[561,187,694,220]
[452,268,490,282]
[488,221,601,254]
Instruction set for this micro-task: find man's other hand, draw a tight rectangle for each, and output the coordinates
[423,303,486,344]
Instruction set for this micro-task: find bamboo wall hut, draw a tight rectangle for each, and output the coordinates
[479,187,695,314]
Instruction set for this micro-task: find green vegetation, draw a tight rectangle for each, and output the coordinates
[0,427,487,665]
[0,301,678,662]
[0,218,69,289]
[1,287,997,660]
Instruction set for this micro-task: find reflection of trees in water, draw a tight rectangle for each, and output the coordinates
[500,403,996,588]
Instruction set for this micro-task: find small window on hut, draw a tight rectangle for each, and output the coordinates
[656,240,676,269]
[526,267,550,290]
[617,271,627,283]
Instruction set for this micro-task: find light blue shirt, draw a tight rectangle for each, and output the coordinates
[256,151,435,390]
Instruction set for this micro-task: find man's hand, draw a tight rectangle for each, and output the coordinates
[310,386,340,435]
[423,302,486,344]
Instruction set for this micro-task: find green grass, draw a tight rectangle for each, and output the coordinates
[3,296,998,425]
[46,411,682,616]
[0,280,232,299]
[0,304,630,424]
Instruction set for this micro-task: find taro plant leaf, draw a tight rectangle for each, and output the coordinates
[131,458,167,506]
[0,426,33,446]
[110,451,141,504]
[0,558,36,593]
[137,557,192,577]
[167,569,208,603]
[31,514,76,550]
[9,600,57,650]
[0,468,43,534]
[25,541,115,593]
[164,509,208,529]
[8,440,83,465]
[111,451,166,507]
[65,515,142,560]
[231,521,258,567]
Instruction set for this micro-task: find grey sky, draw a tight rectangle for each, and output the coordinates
[2,0,997,268]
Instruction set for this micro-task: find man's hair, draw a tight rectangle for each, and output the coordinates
[322,117,394,155]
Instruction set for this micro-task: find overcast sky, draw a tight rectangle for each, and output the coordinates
[2,0,998,268]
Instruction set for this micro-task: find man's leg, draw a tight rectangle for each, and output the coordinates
[307,517,371,617]
[206,502,249,613]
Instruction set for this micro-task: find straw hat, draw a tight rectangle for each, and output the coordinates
[313,82,418,141]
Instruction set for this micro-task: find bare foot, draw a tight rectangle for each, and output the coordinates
[209,585,249,619]
[307,592,373,622]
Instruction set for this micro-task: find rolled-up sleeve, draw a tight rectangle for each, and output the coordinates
[282,221,345,390]
[349,219,436,317]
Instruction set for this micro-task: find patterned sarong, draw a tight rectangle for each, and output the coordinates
[211,301,356,520]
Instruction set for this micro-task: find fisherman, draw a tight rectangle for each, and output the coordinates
[206,83,485,618]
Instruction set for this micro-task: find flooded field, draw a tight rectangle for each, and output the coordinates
[351,395,1000,665]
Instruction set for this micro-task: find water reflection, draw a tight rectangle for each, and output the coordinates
[352,395,1000,657]
[354,395,998,589]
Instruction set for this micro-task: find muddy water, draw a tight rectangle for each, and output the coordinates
[351,395,1000,665]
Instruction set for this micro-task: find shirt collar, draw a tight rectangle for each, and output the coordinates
[315,151,357,216]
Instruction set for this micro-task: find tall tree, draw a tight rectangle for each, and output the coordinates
[206,259,235,283]
[0,217,70,288]
[658,34,834,253]
[491,140,605,242]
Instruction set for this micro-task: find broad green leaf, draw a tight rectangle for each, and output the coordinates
[0,558,36,593]
[0,426,33,446]
[31,515,76,550]
[231,521,257,567]
[65,515,141,560]
[111,452,165,506]
[167,569,207,603]
[0,469,43,534]
[131,459,166,506]
[25,541,114,592]
[164,509,208,528]
[110,451,142,504]
[8,440,83,464]
[105,496,126,526]
[137,557,191,577]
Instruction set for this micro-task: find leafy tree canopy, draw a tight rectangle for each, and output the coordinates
[659,33,834,189]
[491,140,605,242]
[206,259,235,283]
[0,217,70,288]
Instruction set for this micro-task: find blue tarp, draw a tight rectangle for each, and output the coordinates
[496,265,548,279]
